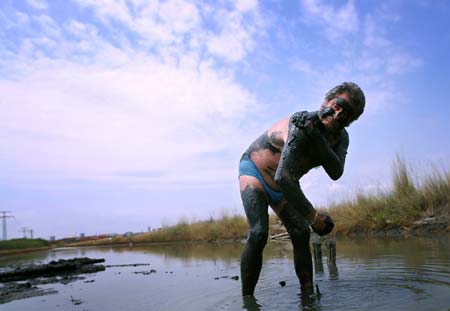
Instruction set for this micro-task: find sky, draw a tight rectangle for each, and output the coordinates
[1,0,450,239]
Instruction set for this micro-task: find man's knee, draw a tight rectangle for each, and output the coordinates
[279,204,310,241]
[241,186,267,213]
[288,225,310,243]
[247,226,269,251]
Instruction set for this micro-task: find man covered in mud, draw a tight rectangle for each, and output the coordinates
[238,82,365,297]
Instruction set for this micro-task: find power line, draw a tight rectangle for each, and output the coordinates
[27,229,34,239]
[0,211,14,240]
[21,227,28,239]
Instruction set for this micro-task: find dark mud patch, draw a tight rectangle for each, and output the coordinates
[0,257,105,304]
[133,269,157,275]
[0,281,57,304]
[213,275,239,281]
[105,263,150,268]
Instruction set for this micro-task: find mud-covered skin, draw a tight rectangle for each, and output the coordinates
[240,110,348,295]
[240,186,315,293]
[243,131,283,157]
[275,111,348,225]
[240,186,269,296]
[278,202,313,289]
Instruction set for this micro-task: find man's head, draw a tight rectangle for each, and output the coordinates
[320,82,365,130]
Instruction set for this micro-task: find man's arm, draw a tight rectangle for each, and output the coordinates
[274,112,336,236]
[274,116,314,218]
[310,127,349,181]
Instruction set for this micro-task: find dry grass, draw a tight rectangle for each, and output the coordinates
[70,210,281,246]
[70,158,449,245]
[328,157,450,235]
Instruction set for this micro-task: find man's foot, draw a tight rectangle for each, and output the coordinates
[242,295,262,311]
[299,286,319,309]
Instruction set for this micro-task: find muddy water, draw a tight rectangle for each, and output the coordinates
[0,235,449,311]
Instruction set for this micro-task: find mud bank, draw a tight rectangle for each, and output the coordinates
[0,257,105,304]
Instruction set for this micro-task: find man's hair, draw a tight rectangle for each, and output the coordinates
[324,82,365,121]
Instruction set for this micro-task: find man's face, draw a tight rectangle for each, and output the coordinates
[320,92,356,131]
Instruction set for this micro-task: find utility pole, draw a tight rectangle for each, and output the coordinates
[0,211,14,240]
[27,229,34,239]
[21,227,28,239]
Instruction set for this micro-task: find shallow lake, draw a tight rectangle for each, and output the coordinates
[1,235,449,311]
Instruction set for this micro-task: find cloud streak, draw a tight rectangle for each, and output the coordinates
[293,0,422,115]
[300,0,359,42]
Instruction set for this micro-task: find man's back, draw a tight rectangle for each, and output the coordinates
[246,117,289,192]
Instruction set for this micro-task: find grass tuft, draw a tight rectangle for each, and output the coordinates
[328,157,449,235]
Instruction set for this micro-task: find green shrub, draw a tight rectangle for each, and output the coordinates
[0,238,50,250]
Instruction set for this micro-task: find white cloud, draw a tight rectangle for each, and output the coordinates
[206,28,252,62]
[235,0,258,12]
[130,0,201,46]
[0,54,257,187]
[71,0,263,63]
[0,1,266,188]
[26,0,48,10]
[16,11,31,25]
[157,0,200,33]
[360,13,422,78]
[363,15,390,48]
[290,58,315,74]
[288,2,423,116]
[206,4,264,62]
[385,51,423,75]
[300,0,359,41]
[33,14,62,39]
[75,0,132,25]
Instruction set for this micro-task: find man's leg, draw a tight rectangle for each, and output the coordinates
[239,177,269,296]
[278,202,313,291]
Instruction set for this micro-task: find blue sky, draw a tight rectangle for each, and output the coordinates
[1,0,449,239]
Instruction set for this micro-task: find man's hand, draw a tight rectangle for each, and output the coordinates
[305,111,325,135]
[305,111,341,147]
[311,213,334,236]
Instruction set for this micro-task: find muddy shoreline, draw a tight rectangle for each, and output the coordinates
[0,257,165,305]
[336,216,450,239]
[1,217,448,257]
[0,257,106,304]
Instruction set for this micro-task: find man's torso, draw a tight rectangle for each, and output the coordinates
[243,112,344,191]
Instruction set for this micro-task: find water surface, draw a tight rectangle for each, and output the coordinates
[1,236,449,311]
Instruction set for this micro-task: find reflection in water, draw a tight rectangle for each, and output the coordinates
[327,261,338,280]
[312,243,324,274]
[314,258,324,275]
[326,241,339,279]
[0,235,449,311]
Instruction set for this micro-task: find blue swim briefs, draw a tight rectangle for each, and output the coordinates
[238,154,284,204]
